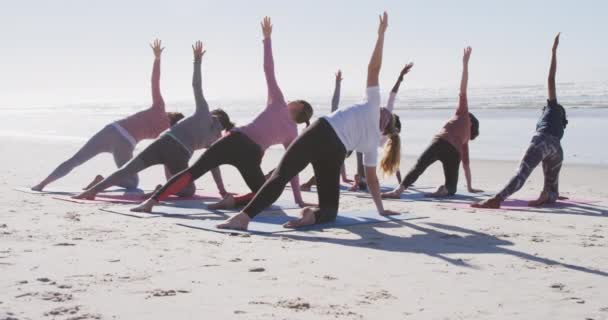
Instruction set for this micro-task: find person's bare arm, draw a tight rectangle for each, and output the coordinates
[548,33,560,102]
[331,70,342,112]
[366,166,399,216]
[456,47,472,115]
[390,62,414,94]
[150,39,165,108]
[211,167,228,197]
[367,12,388,88]
[461,143,483,193]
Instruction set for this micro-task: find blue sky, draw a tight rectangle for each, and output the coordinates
[1,0,607,107]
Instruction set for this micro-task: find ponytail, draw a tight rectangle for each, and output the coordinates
[380,133,401,176]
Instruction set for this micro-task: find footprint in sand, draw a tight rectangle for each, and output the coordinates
[40,291,73,302]
[44,305,80,317]
[274,298,311,312]
[358,290,396,305]
[146,289,190,299]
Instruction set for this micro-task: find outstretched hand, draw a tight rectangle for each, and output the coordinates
[150,39,164,58]
[463,46,472,65]
[335,69,343,82]
[552,32,560,52]
[400,62,414,78]
[192,41,206,60]
[261,16,273,39]
[378,11,388,35]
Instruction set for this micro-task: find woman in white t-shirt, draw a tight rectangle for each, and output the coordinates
[217,12,401,231]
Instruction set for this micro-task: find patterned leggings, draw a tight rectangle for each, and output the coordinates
[497,134,563,202]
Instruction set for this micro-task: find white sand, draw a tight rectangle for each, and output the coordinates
[1,138,607,320]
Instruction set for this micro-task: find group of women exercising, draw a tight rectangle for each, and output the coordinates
[32,13,568,231]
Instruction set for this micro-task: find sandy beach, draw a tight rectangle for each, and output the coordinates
[1,136,607,320]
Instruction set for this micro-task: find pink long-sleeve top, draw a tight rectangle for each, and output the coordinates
[237,39,302,204]
[117,58,169,143]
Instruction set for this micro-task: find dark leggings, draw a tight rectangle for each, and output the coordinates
[243,118,346,223]
[497,134,563,202]
[401,138,461,195]
[152,132,264,201]
[90,134,195,197]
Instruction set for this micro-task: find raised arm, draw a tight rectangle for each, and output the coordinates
[150,39,165,108]
[331,70,343,112]
[390,62,413,94]
[387,62,414,111]
[456,46,472,115]
[261,16,285,106]
[367,12,388,88]
[548,33,560,102]
[192,41,211,117]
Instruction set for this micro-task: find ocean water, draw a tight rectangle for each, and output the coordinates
[1,82,607,166]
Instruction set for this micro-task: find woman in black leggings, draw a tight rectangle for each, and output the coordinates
[131,17,314,214]
[382,46,483,199]
[218,12,401,231]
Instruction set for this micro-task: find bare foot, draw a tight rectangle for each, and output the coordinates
[471,197,501,209]
[130,199,157,213]
[217,212,250,230]
[83,175,104,190]
[425,185,449,198]
[382,186,404,199]
[72,189,96,200]
[528,191,550,207]
[143,185,162,198]
[207,194,236,210]
[31,183,45,192]
[283,207,316,228]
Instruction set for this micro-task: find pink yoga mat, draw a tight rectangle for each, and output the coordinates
[53,193,220,205]
[439,198,603,212]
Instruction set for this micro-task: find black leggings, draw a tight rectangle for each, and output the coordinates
[151,132,264,201]
[243,118,347,223]
[401,138,461,195]
[90,134,195,197]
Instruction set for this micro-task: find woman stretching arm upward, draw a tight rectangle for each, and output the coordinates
[472,33,566,209]
[73,41,234,200]
[217,12,400,231]
[32,40,181,192]
[382,46,482,199]
[131,17,314,213]
[350,62,412,192]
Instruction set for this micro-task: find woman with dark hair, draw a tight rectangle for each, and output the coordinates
[215,12,401,231]
[32,39,183,192]
[382,46,483,199]
[74,41,234,200]
[473,33,566,209]
[130,17,313,213]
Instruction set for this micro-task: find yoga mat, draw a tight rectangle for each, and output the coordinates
[14,186,142,196]
[356,190,490,203]
[101,199,302,219]
[52,193,220,205]
[441,198,605,212]
[177,210,423,234]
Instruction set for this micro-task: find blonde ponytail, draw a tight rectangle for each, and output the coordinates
[380,133,401,176]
